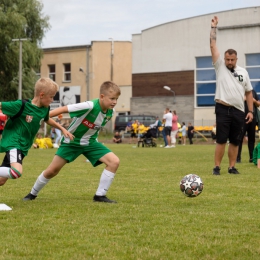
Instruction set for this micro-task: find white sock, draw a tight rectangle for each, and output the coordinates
[30,172,50,196]
[0,167,11,178]
[95,169,115,196]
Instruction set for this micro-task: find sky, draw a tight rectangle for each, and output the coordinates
[39,0,260,48]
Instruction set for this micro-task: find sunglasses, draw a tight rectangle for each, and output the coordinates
[230,69,239,78]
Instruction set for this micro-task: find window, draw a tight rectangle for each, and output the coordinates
[246,53,260,97]
[48,64,55,81]
[64,63,71,82]
[195,57,216,107]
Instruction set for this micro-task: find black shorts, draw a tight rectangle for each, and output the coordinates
[215,103,245,145]
[131,132,136,138]
[1,149,25,168]
[0,130,3,134]
[164,126,172,136]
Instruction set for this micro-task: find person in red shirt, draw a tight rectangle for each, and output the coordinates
[0,110,7,140]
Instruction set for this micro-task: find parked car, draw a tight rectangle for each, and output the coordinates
[114,115,156,132]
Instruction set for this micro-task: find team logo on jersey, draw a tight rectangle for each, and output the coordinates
[105,116,112,123]
[26,115,33,123]
[82,118,96,129]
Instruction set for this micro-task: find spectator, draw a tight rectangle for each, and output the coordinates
[137,122,146,141]
[35,133,48,149]
[113,132,122,144]
[179,122,186,145]
[187,122,194,145]
[44,134,54,148]
[125,120,132,133]
[163,108,172,148]
[150,117,162,137]
[130,120,138,144]
[0,110,7,140]
[210,16,253,175]
[237,89,260,163]
[170,110,178,147]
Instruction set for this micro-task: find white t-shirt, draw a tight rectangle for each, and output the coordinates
[163,112,173,127]
[214,57,253,112]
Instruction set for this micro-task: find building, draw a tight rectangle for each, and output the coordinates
[132,7,260,126]
[40,41,132,131]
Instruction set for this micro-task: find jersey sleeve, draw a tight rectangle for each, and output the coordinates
[67,101,94,118]
[1,100,22,117]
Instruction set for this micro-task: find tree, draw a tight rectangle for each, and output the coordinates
[0,0,50,100]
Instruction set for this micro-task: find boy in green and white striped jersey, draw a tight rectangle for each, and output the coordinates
[24,81,121,203]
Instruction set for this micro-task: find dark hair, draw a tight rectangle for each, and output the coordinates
[225,49,237,56]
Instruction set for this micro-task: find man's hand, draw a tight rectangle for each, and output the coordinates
[245,112,253,124]
[211,16,218,27]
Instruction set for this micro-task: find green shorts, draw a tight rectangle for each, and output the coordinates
[56,141,111,167]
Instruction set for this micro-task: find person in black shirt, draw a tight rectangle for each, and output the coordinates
[237,89,260,163]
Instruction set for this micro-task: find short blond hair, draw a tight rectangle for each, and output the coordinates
[34,77,59,96]
[100,81,121,96]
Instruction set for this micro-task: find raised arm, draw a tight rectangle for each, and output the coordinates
[210,16,220,64]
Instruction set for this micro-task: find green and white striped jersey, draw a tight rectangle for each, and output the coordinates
[62,99,114,146]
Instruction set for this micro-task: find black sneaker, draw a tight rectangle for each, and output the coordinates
[249,158,253,163]
[213,166,220,175]
[93,195,117,203]
[236,158,241,163]
[228,167,240,174]
[23,193,37,201]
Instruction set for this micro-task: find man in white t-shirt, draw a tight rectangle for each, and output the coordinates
[163,108,173,148]
[210,16,253,175]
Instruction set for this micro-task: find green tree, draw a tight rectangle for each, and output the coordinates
[0,0,50,100]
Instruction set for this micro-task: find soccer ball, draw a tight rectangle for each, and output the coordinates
[180,174,203,197]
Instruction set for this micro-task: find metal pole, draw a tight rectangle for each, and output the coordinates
[86,46,90,101]
[12,38,28,99]
[18,40,22,99]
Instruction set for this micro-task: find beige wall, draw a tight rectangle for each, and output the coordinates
[40,41,132,130]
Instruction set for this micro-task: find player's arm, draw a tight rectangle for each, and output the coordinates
[49,106,69,118]
[210,16,220,64]
[46,118,74,140]
[257,159,260,169]
[245,90,254,124]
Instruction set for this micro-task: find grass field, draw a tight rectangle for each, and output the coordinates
[1,141,260,260]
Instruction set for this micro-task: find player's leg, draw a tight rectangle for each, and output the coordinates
[0,149,24,186]
[213,105,229,175]
[93,152,120,203]
[23,155,67,200]
[228,107,245,174]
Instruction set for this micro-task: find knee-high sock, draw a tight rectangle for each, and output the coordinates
[30,172,50,196]
[95,169,115,196]
[0,167,11,178]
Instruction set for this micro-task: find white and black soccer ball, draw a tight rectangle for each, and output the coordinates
[180,174,203,197]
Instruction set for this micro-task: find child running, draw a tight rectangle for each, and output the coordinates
[0,78,73,187]
[23,81,121,203]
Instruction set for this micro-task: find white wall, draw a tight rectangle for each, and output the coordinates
[132,6,260,125]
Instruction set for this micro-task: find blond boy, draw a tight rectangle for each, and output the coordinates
[0,78,73,186]
[24,81,121,203]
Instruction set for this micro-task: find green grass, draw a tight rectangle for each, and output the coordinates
[1,142,260,260]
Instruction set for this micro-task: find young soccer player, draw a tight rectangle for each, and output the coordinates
[0,77,73,186]
[23,81,121,203]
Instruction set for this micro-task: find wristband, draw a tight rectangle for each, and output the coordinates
[211,27,217,28]
[248,111,253,114]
